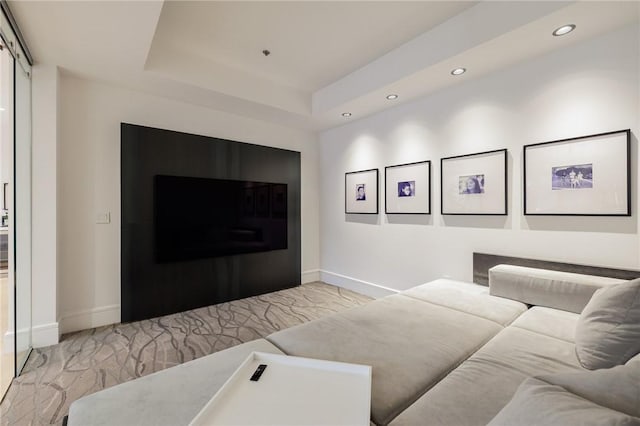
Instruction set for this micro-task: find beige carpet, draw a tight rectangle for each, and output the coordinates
[0,282,372,425]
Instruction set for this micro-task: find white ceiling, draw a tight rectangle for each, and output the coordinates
[8,1,640,131]
[148,1,475,92]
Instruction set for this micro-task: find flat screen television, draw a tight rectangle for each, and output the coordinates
[154,175,287,262]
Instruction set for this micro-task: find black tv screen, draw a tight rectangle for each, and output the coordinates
[154,175,287,262]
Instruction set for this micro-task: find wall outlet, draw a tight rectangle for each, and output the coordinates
[96,212,111,224]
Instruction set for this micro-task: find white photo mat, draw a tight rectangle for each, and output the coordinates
[385,161,431,214]
[441,149,507,215]
[345,169,378,214]
[524,130,630,215]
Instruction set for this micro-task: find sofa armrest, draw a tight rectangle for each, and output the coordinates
[489,265,626,313]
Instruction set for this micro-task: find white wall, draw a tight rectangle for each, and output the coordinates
[319,25,640,296]
[55,75,319,334]
[32,64,59,346]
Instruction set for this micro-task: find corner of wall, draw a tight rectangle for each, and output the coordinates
[302,269,321,283]
[55,66,62,333]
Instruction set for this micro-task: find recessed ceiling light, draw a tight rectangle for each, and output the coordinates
[552,24,576,37]
[451,67,466,76]
[386,94,398,100]
[342,112,352,117]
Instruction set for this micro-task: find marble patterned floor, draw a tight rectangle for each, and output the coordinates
[0,282,372,425]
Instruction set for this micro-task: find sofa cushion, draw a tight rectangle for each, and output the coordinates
[389,323,583,426]
[402,279,526,326]
[576,279,640,369]
[68,339,284,426]
[510,306,578,343]
[489,264,626,313]
[488,363,640,425]
[267,294,505,426]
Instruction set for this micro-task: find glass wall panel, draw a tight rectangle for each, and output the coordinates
[0,7,33,397]
[0,36,14,398]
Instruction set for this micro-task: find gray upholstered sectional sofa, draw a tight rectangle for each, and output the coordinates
[68,265,640,425]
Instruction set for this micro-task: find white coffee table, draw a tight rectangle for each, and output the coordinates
[189,352,372,426]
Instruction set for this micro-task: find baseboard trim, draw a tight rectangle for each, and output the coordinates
[33,322,60,348]
[2,329,24,354]
[302,269,321,284]
[60,304,121,334]
[3,321,59,350]
[56,273,393,334]
[320,270,398,299]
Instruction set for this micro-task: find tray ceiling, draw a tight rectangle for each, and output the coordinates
[9,1,640,130]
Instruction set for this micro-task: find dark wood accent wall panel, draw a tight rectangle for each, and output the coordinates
[473,252,640,286]
[121,123,301,322]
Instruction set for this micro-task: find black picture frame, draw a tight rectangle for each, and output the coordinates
[523,129,631,216]
[345,168,379,214]
[440,148,508,215]
[384,160,431,214]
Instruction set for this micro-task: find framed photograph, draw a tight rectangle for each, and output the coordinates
[524,129,630,216]
[441,149,507,215]
[345,168,379,214]
[385,161,431,214]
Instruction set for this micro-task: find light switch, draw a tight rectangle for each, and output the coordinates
[96,212,111,224]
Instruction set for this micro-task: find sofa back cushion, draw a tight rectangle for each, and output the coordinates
[575,279,640,369]
[489,265,626,313]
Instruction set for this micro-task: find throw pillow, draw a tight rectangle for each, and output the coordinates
[575,278,640,369]
[489,364,640,426]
